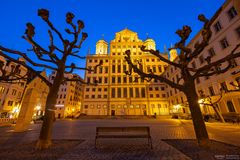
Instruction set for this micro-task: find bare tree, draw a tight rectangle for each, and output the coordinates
[199,80,240,123]
[199,89,225,123]
[124,11,240,146]
[0,9,101,149]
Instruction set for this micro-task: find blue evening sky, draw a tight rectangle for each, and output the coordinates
[0,0,225,78]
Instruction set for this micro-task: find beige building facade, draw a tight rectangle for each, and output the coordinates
[0,55,49,119]
[164,0,240,116]
[49,72,83,118]
[83,29,170,116]
[0,57,28,118]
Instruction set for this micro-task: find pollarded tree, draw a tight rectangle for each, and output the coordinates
[124,12,240,146]
[0,9,101,149]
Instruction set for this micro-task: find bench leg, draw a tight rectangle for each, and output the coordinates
[149,138,153,149]
[95,137,97,149]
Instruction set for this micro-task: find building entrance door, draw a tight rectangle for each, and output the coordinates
[111,110,115,116]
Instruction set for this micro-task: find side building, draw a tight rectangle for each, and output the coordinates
[164,0,240,116]
[49,72,83,118]
[82,29,171,116]
[0,57,28,118]
[0,56,49,119]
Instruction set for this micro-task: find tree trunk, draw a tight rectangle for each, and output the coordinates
[212,105,225,123]
[36,69,64,149]
[184,81,210,147]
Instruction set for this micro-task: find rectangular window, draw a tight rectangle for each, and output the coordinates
[141,88,146,98]
[135,88,140,98]
[117,88,121,98]
[98,77,102,83]
[134,76,138,83]
[123,88,127,98]
[129,87,133,98]
[214,21,222,33]
[111,88,115,98]
[104,77,108,83]
[88,66,92,73]
[112,77,115,83]
[220,38,229,49]
[152,66,156,72]
[117,65,121,73]
[123,77,127,83]
[87,77,90,83]
[112,65,115,73]
[105,66,108,73]
[147,66,151,72]
[208,86,215,96]
[158,65,162,72]
[123,65,126,73]
[117,77,121,83]
[129,77,132,83]
[220,82,228,92]
[12,89,17,96]
[208,47,216,57]
[7,101,13,106]
[236,26,240,38]
[99,67,103,73]
[227,7,238,20]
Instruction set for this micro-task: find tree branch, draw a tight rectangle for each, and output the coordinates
[140,46,182,68]
[124,50,184,91]
[194,43,240,78]
[0,51,52,86]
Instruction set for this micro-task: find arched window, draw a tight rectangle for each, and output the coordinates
[227,101,235,112]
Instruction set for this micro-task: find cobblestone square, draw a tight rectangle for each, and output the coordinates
[1,118,240,159]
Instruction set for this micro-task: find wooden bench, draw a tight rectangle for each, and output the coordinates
[95,126,153,149]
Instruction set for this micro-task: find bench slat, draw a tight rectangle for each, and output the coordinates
[96,126,150,132]
[97,135,150,138]
[95,126,153,149]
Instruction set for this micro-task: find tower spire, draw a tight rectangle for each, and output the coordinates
[87,47,90,55]
[146,32,149,39]
[164,44,167,53]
